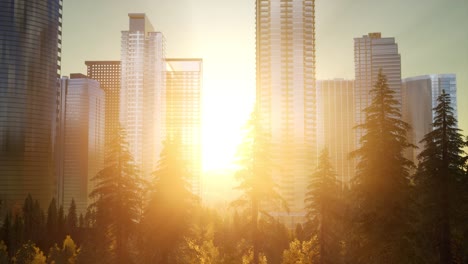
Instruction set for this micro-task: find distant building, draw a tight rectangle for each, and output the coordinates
[256,0,317,223]
[165,58,203,197]
[85,61,121,161]
[402,74,457,163]
[0,0,62,208]
[120,13,166,179]
[56,75,105,213]
[317,79,356,186]
[354,33,402,145]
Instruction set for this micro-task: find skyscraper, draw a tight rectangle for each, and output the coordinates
[354,33,402,143]
[120,14,166,178]
[56,74,105,213]
[0,0,62,208]
[166,58,202,197]
[402,74,457,163]
[256,0,316,219]
[317,79,355,186]
[85,61,121,161]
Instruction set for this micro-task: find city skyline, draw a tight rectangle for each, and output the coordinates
[61,0,468,174]
[1,0,467,262]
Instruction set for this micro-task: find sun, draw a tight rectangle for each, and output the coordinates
[201,81,255,172]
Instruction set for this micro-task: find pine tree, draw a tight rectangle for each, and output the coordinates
[350,69,415,263]
[22,195,45,249]
[304,148,341,264]
[57,205,66,243]
[141,137,198,264]
[232,110,286,264]
[0,240,9,264]
[46,198,58,249]
[66,199,78,239]
[415,90,468,263]
[88,127,144,263]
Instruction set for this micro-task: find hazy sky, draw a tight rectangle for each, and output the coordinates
[62,0,468,171]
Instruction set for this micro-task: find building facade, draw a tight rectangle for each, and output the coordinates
[402,74,457,163]
[0,0,63,208]
[120,14,166,179]
[317,79,355,187]
[354,33,402,144]
[256,0,316,221]
[85,61,121,161]
[56,75,105,213]
[166,58,202,197]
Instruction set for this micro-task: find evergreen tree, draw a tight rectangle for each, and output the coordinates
[22,194,34,243]
[141,137,198,264]
[57,205,66,243]
[415,90,468,263]
[304,148,341,264]
[0,241,8,264]
[350,69,415,263]
[66,199,78,240]
[22,195,45,247]
[88,127,143,263]
[46,198,58,249]
[232,110,286,264]
[1,214,11,257]
[11,214,24,258]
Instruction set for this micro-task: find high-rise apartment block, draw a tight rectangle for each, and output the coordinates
[402,74,457,163]
[56,75,105,213]
[317,79,355,186]
[85,61,121,161]
[0,0,63,208]
[166,58,202,197]
[256,0,316,220]
[354,33,402,143]
[120,14,166,178]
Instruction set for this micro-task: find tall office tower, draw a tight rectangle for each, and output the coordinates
[165,59,202,197]
[56,74,105,213]
[256,0,316,221]
[85,61,121,161]
[317,79,355,187]
[354,33,402,144]
[402,74,457,164]
[0,0,62,209]
[121,14,166,178]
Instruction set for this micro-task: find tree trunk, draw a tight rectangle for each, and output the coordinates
[440,107,452,264]
[161,250,169,264]
[253,198,259,264]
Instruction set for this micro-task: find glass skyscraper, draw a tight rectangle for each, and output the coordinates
[256,0,316,221]
[166,58,202,198]
[354,33,402,144]
[56,75,105,213]
[402,74,457,164]
[120,14,166,179]
[317,79,355,187]
[0,0,62,208]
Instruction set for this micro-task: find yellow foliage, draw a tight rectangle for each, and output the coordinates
[282,238,320,264]
[242,248,268,264]
[185,238,220,264]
